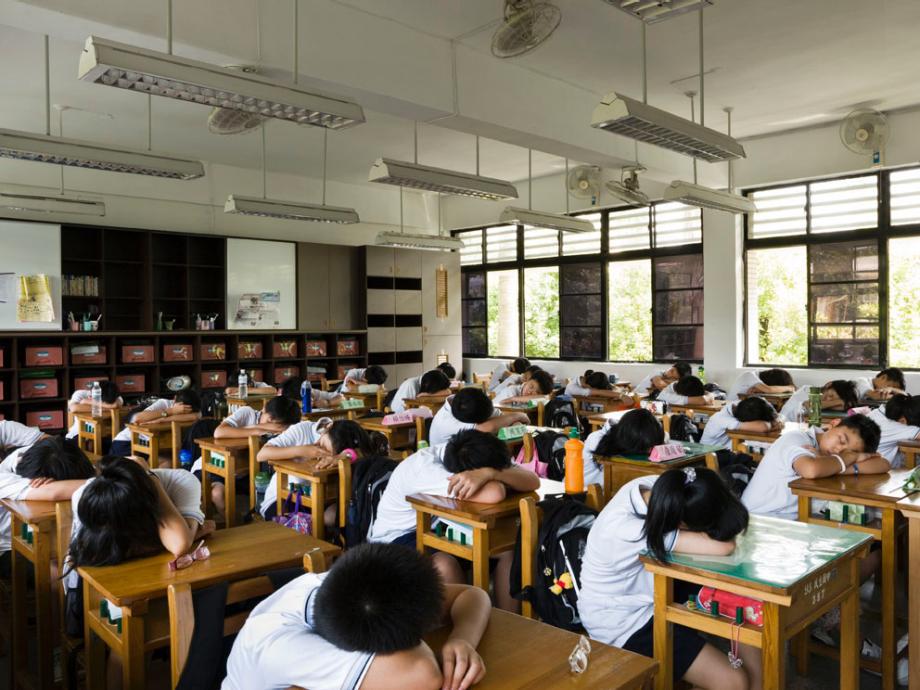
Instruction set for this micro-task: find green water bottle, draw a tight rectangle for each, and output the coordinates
[808,386,822,427]
[697,365,706,385]
[417,440,429,450]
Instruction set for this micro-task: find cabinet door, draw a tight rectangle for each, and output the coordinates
[394,248,422,278]
[327,246,360,329]
[298,243,331,329]
[366,246,394,277]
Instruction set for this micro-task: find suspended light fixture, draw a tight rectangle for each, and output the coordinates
[599,0,714,24]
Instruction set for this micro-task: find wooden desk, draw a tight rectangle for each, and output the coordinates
[423,608,657,689]
[343,388,385,411]
[78,522,340,690]
[897,492,920,690]
[195,437,252,527]
[594,442,720,500]
[4,499,61,690]
[790,470,912,689]
[127,418,198,469]
[226,393,274,414]
[641,515,871,690]
[266,457,338,541]
[74,408,127,460]
[572,394,634,416]
[668,400,727,430]
[497,401,545,426]
[587,409,671,434]
[739,391,794,409]
[357,417,415,450]
[404,397,448,416]
[899,439,920,470]
[301,405,367,423]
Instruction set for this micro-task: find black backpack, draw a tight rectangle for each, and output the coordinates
[532,430,568,481]
[542,397,579,432]
[510,496,597,632]
[344,455,398,548]
[718,450,757,498]
[182,418,221,458]
[668,413,700,443]
[199,390,225,419]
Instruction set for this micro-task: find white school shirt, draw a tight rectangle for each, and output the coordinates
[657,383,689,406]
[0,420,43,451]
[493,384,524,405]
[579,476,677,647]
[260,421,322,516]
[337,368,367,393]
[65,390,125,438]
[492,374,522,397]
[853,377,874,400]
[0,447,36,552]
[390,376,422,413]
[222,572,373,690]
[428,395,499,447]
[726,370,764,402]
[581,428,607,487]
[369,444,453,543]
[779,385,811,422]
[564,379,591,397]
[699,405,743,450]
[741,426,818,519]
[192,406,262,472]
[868,408,919,468]
[312,388,339,405]
[488,362,509,391]
[635,369,667,395]
[112,398,172,443]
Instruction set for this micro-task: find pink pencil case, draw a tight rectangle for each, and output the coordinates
[382,408,433,425]
[847,406,872,416]
[649,443,686,462]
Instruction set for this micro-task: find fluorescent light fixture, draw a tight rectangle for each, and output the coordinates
[606,180,650,207]
[369,158,518,200]
[0,191,105,216]
[600,0,713,23]
[0,127,204,179]
[375,231,465,252]
[591,92,745,163]
[224,194,359,224]
[499,207,595,233]
[79,36,365,130]
[663,180,755,214]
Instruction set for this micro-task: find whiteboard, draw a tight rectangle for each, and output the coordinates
[226,238,297,330]
[0,220,62,330]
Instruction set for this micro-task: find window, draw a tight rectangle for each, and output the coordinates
[889,236,920,367]
[461,271,487,356]
[560,263,603,359]
[524,267,559,358]
[609,259,652,361]
[563,213,602,256]
[745,246,808,366]
[487,269,519,357]
[610,207,650,253]
[523,227,559,260]
[486,225,518,264]
[654,254,703,360]
[654,202,702,247]
[890,168,920,226]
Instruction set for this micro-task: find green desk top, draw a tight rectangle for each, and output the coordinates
[820,410,848,419]
[600,441,723,465]
[656,515,871,589]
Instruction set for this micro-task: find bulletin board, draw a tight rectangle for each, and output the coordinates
[226,238,297,330]
[0,220,62,330]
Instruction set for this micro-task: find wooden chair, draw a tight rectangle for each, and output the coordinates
[248,434,266,513]
[518,485,602,620]
[167,549,327,689]
[473,373,492,387]
[55,501,82,690]
[414,415,433,448]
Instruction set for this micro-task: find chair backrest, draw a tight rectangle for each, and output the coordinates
[167,549,327,689]
[54,501,74,632]
[414,416,433,447]
[473,373,492,386]
[248,435,266,512]
[661,412,672,435]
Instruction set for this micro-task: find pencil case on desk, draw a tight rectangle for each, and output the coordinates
[648,443,686,462]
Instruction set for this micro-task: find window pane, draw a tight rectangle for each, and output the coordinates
[462,271,485,299]
[890,168,920,226]
[486,225,518,263]
[809,175,878,233]
[561,327,604,360]
[809,241,878,282]
[749,185,807,239]
[563,213,602,255]
[463,328,487,356]
[655,290,704,325]
[561,263,601,294]
[463,300,486,327]
[654,254,703,289]
[524,267,559,358]
[487,270,519,356]
[608,259,652,361]
[523,226,559,260]
[811,326,879,366]
[811,284,879,323]
[654,202,702,247]
[889,236,920,367]
[746,246,808,365]
[458,230,482,266]
[609,207,650,253]
[654,326,703,361]
[561,295,602,326]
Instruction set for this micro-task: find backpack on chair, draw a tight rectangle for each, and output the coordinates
[667,413,700,443]
[531,430,569,481]
[542,397,580,432]
[344,455,399,548]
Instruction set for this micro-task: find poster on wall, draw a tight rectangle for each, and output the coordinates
[0,221,62,331]
[226,239,296,330]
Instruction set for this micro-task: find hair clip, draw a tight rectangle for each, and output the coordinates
[683,467,696,484]
[568,635,591,674]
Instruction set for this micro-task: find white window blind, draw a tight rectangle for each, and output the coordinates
[890,168,920,226]
[749,185,806,239]
[609,207,650,253]
[458,230,482,266]
[523,226,559,259]
[563,213,602,255]
[486,225,518,263]
[809,175,878,233]
[654,202,702,247]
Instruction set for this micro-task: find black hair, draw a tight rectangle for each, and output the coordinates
[759,368,794,387]
[174,388,201,412]
[99,381,120,405]
[313,543,444,653]
[524,365,543,376]
[279,376,301,402]
[733,397,777,423]
[449,388,494,424]
[530,370,554,395]
[364,365,388,385]
[673,376,705,398]
[419,370,451,395]
[878,367,907,391]
[16,437,95,481]
[594,408,665,457]
[885,394,920,427]
[584,371,612,390]
[511,358,531,375]
[672,361,692,378]
[823,380,858,410]
[837,414,881,453]
[436,362,457,380]
[442,430,512,473]
[264,396,301,426]
[644,467,749,563]
[327,420,389,458]
[67,457,164,569]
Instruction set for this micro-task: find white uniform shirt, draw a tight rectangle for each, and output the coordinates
[192,407,263,472]
[853,377,874,400]
[112,399,172,443]
[581,428,607,487]
[222,572,373,690]
[635,369,667,395]
[337,368,367,393]
[741,426,818,519]
[260,421,322,515]
[564,379,591,397]
[0,447,36,552]
[66,390,125,438]
[493,384,524,405]
[492,374,522,397]
[657,383,689,406]
[428,395,498,447]
[779,385,811,422]
[369,444,453,543]
[390,376,422,413]
[699,405,743,450]
[488,362,509,391]
[579,476,677,647]
[0,420,43,451]
[726,370,764,402]
[868,408,919,468]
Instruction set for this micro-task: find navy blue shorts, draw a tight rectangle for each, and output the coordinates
[390,531,417,548]
[109,439,132,457]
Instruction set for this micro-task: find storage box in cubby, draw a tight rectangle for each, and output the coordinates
[71,343,107,365]
[115,374,146,393]
[121,345,154,363]
[238,341,263,360]
[20,378,59,399]
[200,342,226,360]
[306,340,327,357]
[26,410,64,430]
[25,346,63,367]
[201,371,228,389]
[273,340,298,358]
[74,375,108,391]
[337,338,359,356]
[162,344,193,362]
[0,381,4,400]
[274,366,300,384]
[249,368,265,383]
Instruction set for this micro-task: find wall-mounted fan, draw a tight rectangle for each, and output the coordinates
[491,0,561,59]
[566,164,601,203]
[208,65,265,134]
[840,108,889,165]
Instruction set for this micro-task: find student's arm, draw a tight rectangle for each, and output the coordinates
[474,412,530,434]
[650,376,670,391]
[866,387,905,400]
[448,465,540,501]
[496,394,539,405]
[748,383,796,395]
[585,388,624,399]
[213,421,285,440]
[149,474,197,558]
[683,394,716,406]
[418,389,451,399]
[438,584,490,690]
[25,479,88,502]
[139,412,200,427]
[791,449,889,479]
[361,644,443,690]
[257,443,331,462]
[672,530,737,557]
[840,452,890,475]
[134,403,190,424]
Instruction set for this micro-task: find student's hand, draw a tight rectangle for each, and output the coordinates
[169,403,192,416]
[511,412,530,425]
[448,468,497,500]
[439,639,486,690]
[127,455,152,471]
[840,450,864,466]
[703,393,716,404]
[314,456,339,471]
[257,422,287,435]
[29,477,54,489]
[770,419,785,432]
[196,520,216,539]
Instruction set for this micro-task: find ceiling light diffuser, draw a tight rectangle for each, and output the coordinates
[369,158,518,201]
[0,191,105,216]
[499,207,596,233]
[224,194,359,224]
[375,231,464,252]
[662,180,755,214]
[600,0,713,24]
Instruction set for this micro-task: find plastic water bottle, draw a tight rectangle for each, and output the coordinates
[808,386,822,427]
[238,370,248,399]
[697,365,706,385]
[417,440,429,451]
[91,381,102,417]
[179,449,193,471]
[301,379,313,414]
[564,428,585,494]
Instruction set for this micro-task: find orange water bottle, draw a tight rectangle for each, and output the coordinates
[564,428,585,494]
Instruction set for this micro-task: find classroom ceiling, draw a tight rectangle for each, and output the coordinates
[2,0,920,188]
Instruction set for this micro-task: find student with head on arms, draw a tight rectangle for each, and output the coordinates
[493,369,554,405]
[370,429,539,611]
[853,367,907,401]
[0,419,46,455]
[658,375,715,407]
[579,467,758,690]
[65,380,123,440]
[487,357,530,392]
[779,379,858,422]
[564,370,626,399]
[108,389,201,458]
[700,396,783,451]
[491,363,542,396]
[224,372,274,397]
[726,368,796,402]
[223,543,491,690]
[866,393,920,467]
[635,361,692,397]
[338,365,388,393]
[391,369,453,413]
[428,387,530,447]
[279,376,343,409]
[582,408,665,488]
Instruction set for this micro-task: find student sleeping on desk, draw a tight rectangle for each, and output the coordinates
[492,369,554,405]
[109,388,202,460]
